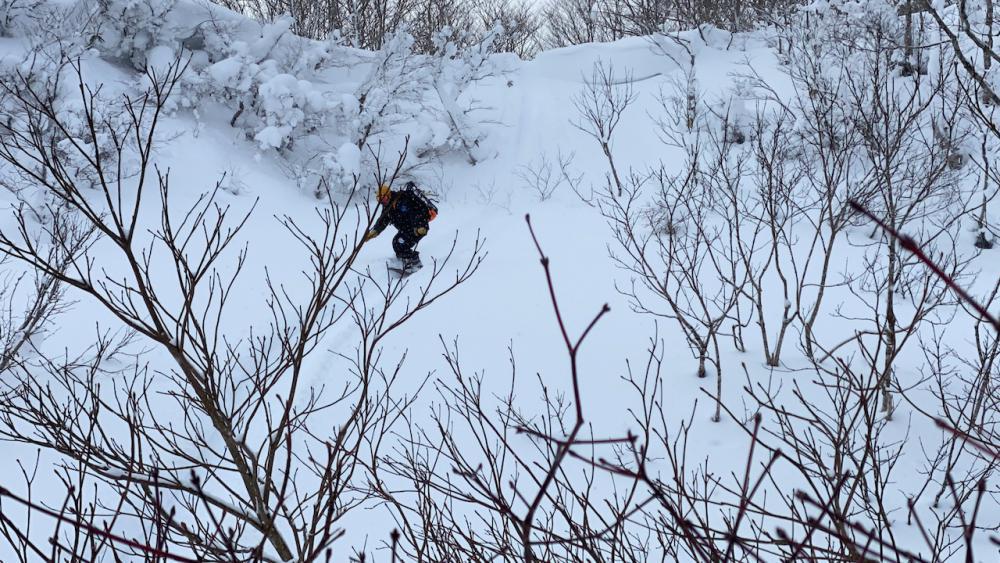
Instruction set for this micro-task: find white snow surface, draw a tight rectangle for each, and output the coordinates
[0,1,998,561]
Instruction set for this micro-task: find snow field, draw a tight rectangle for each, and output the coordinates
[0,1,998,560]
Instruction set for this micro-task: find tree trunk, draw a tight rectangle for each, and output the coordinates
[905,8,914,69]
[986,0,994,72]
[881,240,898,419]
[713,334,722,422]
[697,346,708,378]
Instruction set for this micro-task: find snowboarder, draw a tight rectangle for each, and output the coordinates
[364,181,438,275]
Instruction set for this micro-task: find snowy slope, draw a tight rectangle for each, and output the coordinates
[1,1,998,561]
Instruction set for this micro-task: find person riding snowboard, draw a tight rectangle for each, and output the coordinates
[364,181,438,272]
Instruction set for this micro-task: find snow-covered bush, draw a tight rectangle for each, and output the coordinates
[0,50,129,196]
[421,25,502,163]
[318,28,504,191]
[178,16,335,153]
[0,0,40,36]
[12,0,507,195]
[342,31,426,149]
[253,72,330,149]
[83,0,179,69]
[319,142,362,188]
[665,62,750,148]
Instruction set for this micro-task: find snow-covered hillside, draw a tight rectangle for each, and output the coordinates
[1,1,999,561]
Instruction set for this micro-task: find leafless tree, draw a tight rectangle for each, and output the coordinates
[572,62,637,198]
[836,26,976,417]
[601,160,744,423]
[408,0,474,53]
[922,0,1000,248]
[227,0,416,48]
[475,0,542,58]
[221,0,538,55]
[740,20,875,362]
[539,0,804,49]
[599,0,673,38]
[541,0,612,48]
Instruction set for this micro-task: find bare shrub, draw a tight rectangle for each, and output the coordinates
[475,0,542,58]
[571,62,637,197]
[515,151,578,201]
[541,0,612,48]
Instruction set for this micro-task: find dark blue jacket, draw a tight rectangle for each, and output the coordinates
[372,189,430,237]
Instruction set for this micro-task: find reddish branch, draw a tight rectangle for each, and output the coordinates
[519,214,610,562]
[0,487,197,563]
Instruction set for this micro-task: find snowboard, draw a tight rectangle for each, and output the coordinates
[388,262,422,278]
